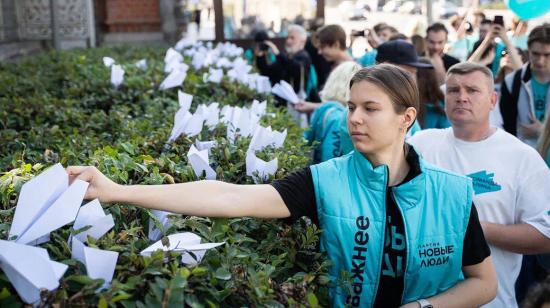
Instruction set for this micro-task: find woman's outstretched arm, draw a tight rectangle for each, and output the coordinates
[67,166,291,219]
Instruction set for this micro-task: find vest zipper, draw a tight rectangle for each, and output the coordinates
[372,166,389,305]
[391,189,409,305]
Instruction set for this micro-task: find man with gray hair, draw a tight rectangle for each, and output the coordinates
[408,62,550,308]
[255,24,312,97]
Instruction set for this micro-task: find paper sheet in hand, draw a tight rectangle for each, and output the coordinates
[187,145,216,180]
[271,80,299,104]
[9,163,89,245]
[111,65,124,88]
[246,151,278,183]
[73,199,114,243]
[140,232,224,265]
[71,238,118,290]
[0,240,68,304]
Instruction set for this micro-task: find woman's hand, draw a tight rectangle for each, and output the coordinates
[66,166,121,203]
[293,101,319,114]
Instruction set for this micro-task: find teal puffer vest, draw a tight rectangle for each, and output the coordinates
[310,149,473,307]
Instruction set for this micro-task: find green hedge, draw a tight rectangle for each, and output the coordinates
[0,46,332,307]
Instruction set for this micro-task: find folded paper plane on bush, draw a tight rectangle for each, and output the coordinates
[0,240,68,304]
[246,151,278,183]
[271,80,299,104]
[160,65,187,90]
[163,48,183,73]
[187,145,216,180]
[72,199,114,243]
[135,59,147,70]
[102,57,115,67]
[178,90,193,110]
[140,232,225,265]
[71,238,118,291]
[203,68,224,83]
[148,209,174,241]
[248,126,287,152]
[110,64,124,88]
[195,140,216,153]
[8,163,89,245]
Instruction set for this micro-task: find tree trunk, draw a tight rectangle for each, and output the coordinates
[159,0,177,44]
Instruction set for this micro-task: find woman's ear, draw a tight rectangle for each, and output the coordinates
[403,107,417,130]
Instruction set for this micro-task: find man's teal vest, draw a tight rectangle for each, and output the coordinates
[310,149,473,307]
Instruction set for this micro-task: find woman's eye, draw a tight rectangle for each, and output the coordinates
[366,108,377,112]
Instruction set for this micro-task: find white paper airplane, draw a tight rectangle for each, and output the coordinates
[187,145,216,180]
[203,68,224,83]
[71,238,118,291]
[178,90,193,111]
[159,66,187,90]
[111,64,124,88]
[0,240,68,304]
[103,57,115,67]
[135,59,147,70]
[140,232,224,265]
[148,210,174,241]
[9,163,89,245]
[195,140,216,153]
[248,126,287,152]
[250,99,267,117]
[72,199,114,243]
[246,151,278,183]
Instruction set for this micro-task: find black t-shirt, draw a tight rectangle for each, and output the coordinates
[271,152,491,307]
[442,53,460,71]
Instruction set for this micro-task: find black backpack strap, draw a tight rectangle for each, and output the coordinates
[500,68,523,136]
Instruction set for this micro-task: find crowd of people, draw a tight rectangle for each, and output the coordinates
[68,11,550,308]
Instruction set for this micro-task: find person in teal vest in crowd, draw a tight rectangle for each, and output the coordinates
[416,57,451,129]
[67,64,497,308]
[294,61,362,163]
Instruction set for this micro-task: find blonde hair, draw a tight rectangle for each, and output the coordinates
[320,61,362,104]
[538,117,550,161]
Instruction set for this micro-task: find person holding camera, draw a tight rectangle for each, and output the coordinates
[468,18,522,79]
[354,23,398,67]
[255,24,312,97]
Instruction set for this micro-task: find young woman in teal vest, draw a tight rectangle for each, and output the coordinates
[68,64,497,307]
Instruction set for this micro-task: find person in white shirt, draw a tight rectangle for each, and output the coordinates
[408,62,550,308]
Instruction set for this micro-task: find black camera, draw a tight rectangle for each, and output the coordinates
[254,30,270,52]
[351,29,366,37]
[259,42,269,51]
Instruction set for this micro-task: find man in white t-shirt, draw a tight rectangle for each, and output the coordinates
[408,62,550,308]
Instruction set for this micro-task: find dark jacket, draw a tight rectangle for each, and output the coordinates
[256,49,311,95]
